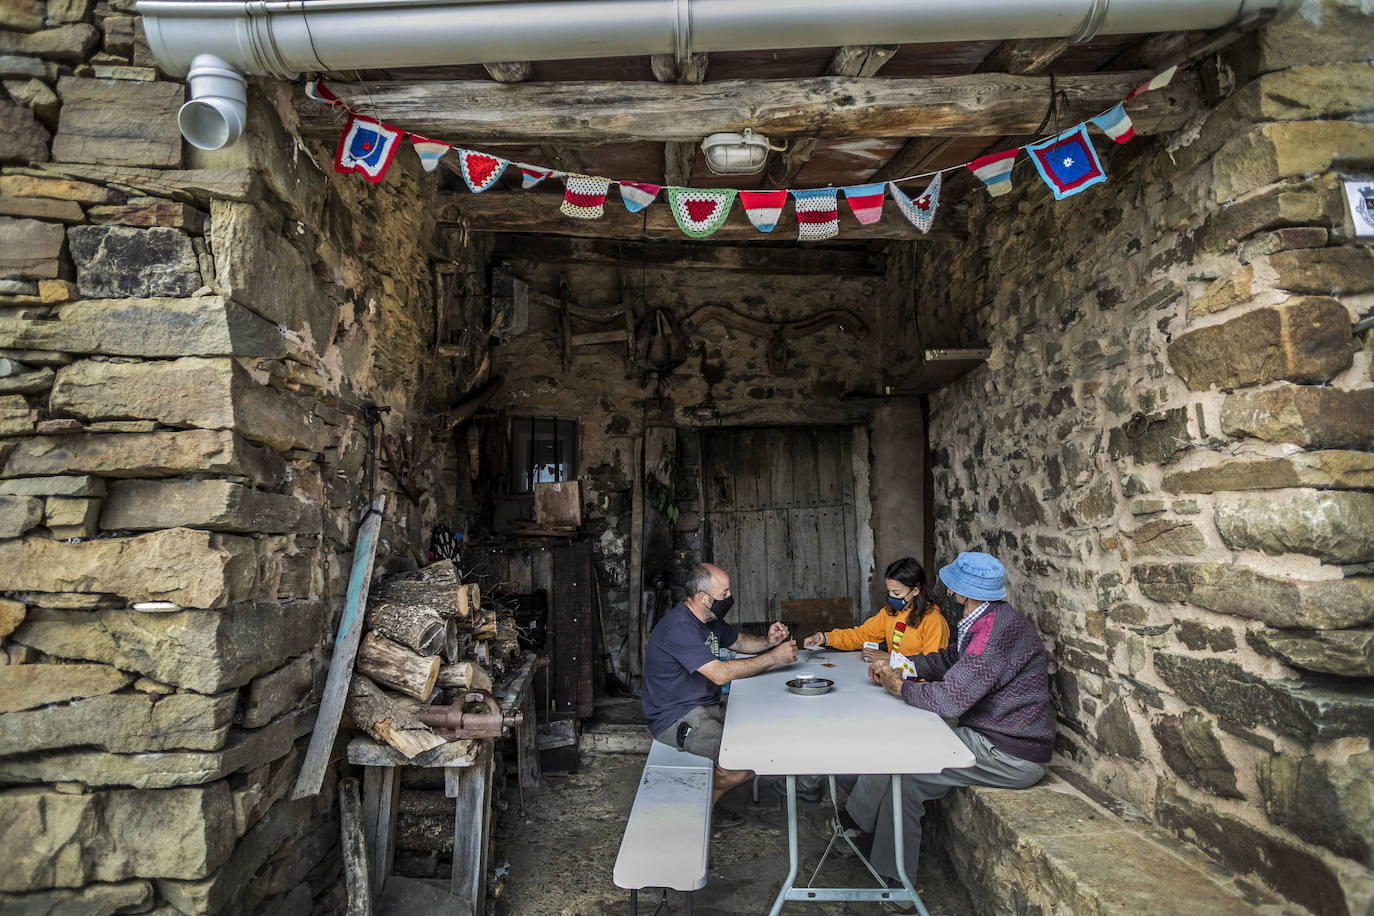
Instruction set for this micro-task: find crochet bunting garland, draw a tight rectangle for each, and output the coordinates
[790,188,839,241]
[842,182,886,225]
[889,172,942,234]
[738,190,788,233]
[619,181,662,213]
[1026,124,1107,200]
[409,133,452,172]
[561,174,612,219]
[520,164,556,188]
[333,112,403,184]
[458,150,509,193]
[667,187,737,238]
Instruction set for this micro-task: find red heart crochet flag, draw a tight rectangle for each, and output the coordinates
[561,174,612,219]
[334,112,403,184]
[888,172,942,234]
[790,188,839,241]
[667,187,737,238]
[967,149,1018,198]
[1126,65,1177,100]
[457,150,508,193]
[519,164,556,189]
[619,181,661,213]
[738,189,788,233]
[1089,103,1134,144]
[842,182,886,225]
[409,133,452,172]
[1026,124,1107,200]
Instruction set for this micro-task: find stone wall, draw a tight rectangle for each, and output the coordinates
[0,7,479,913]
[916,3,1374,913]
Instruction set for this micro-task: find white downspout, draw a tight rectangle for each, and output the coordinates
[137,0,1301,148]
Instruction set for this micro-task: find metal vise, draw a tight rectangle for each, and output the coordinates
[419,689,523,739]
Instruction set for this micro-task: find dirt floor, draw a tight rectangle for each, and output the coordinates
[488,696,975,916]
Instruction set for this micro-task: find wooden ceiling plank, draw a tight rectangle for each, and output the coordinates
[763,44,899,188]
[492,235,887,276]
[867,137,958,183]
[438,192,966,242]
[295,71,1196,144]
[976,38,1071,75]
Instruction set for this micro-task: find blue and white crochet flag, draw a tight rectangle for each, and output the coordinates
[409,133,452,172]
[1090,103,1135,144]
[619,181,662,213]
[889,172,942,234]
[1026,124,1107,200]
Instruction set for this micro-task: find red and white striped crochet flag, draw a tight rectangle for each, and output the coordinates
[519,164,556,189]
[1090,103,1135,143]
[618,181,661,213]
[967,149,1019,198]
[842,182,886,225]
[738,189,788,233]
[457,150,508,193]
[409,133,452,172]
[889,172,942,234]
[561,174,611,219]
[1126,65,1177,100]
[790,188,839,241]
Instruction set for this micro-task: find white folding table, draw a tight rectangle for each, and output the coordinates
[718,648,975,916]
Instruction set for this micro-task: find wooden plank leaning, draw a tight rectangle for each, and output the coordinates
[292,496,388,800]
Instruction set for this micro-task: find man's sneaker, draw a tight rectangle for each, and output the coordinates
[772,777,822,804]
[880,876,918,914]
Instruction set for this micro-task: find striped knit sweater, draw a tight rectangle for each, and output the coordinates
[903,600,1055,763]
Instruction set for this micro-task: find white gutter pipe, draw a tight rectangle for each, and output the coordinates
[137,0,1300,148]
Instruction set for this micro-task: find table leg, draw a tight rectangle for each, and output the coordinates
[765,776,800,916]
[450,740,494,914]
[890,774,931,916]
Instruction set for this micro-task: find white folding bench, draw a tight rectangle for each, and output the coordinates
[613,740,714,915]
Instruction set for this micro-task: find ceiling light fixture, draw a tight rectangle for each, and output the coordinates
[701,129,783,175]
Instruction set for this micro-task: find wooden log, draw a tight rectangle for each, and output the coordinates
[370,565,480,621]
[345,674,446,759]
[295,71,1199,143]
[356,632,441,702]
[436,660,493,693]
[363,600,448,656]
[338,776,373,916]
[443,618,459,663]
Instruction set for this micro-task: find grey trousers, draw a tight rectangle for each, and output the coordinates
[844,726,1047,881]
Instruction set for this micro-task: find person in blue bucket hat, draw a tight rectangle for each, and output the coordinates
[833,551,1054,912]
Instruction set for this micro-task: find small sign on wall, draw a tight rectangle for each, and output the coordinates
[1344,180,1374,237]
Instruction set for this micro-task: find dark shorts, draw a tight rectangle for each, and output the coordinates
[653,703,726,762]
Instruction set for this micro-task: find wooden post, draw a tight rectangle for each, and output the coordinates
[448,739,494,915]
[356,632,441,701]
[361,765,401,901]
[339,776,373,916]
[292,496,387,800]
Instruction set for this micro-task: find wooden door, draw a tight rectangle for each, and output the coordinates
[702,427,863,630]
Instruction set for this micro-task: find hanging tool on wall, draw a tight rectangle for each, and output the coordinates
[682,303,870,374]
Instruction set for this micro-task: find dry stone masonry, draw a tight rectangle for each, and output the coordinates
[918,4,1374,914]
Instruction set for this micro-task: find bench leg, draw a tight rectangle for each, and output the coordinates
[629,889,637,916]
[450,740,494,913]
[684,890,693,915]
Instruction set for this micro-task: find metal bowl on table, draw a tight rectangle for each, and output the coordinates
[786,675,834,696]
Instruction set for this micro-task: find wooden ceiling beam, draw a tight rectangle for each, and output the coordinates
[484,61,534,82]
[764,44,898,188]
[294,71,1199,144]
[492,235,887,276]
[438,192,966,242]
[976,38,1071,75]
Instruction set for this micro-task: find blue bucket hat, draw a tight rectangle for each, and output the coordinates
[938,552,1006,601]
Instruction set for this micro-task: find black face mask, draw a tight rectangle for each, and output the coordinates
[708,594,735,619]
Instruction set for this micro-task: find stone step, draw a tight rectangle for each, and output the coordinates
[930,774,1287,915]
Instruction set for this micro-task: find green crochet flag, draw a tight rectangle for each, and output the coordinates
[666,187,737,238]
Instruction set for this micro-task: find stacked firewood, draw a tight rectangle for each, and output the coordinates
[343,559,524,758]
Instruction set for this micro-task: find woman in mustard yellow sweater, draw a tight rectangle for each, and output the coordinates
[802,557,950,659]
